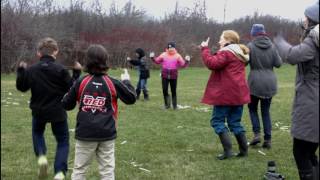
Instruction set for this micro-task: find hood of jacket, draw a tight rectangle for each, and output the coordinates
[253,36,272,49]
[220,44,249,63]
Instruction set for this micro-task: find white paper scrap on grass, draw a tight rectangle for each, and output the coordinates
[12,102,20,105]
[121,140,127,145]
[8,92,12,95]
[177,126,183,129]
[177,105,191,109]
[280,126,290,130]
[258,150,266,156]
[139,167,151,173]
[69,129,75,132]
[195,107,210,112]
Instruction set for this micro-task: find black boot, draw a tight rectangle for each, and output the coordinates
[164,95,171,109]
[249,133,261,146]
[299,169,314,180]
[136,89,141,100]
[235,133,248,157]
[313,164,319,180]
[217,132,233,160]
[262,140,272,149]
[143,90,149,101]
[172,96,177,110]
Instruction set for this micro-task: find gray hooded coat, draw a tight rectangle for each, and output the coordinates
[274,25,319,143]
[247,36,282,98]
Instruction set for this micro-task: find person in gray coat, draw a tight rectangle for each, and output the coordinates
[273,1,319,180]
[247,24,282,149]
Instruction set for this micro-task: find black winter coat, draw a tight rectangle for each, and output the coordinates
[129,57,150,79]
[16,55,81,122]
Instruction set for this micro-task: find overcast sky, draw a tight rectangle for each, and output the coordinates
[54,0,316,22]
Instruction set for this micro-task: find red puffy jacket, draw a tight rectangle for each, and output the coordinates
[201,47,250,105]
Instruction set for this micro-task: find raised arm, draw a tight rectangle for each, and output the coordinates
[112,78,136,105]
[201,47,229,70]
[16,62,30,92]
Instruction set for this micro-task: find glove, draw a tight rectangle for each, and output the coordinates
[149,52,155,58]
[121,68,130,81]
[185,55,191,61]
[200,37,210,48]
[126,57,131,61]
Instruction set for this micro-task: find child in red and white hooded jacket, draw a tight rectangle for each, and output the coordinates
[150,42,190,109]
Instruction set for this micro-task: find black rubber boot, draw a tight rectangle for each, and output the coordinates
[136,89,141,100]
[298,169,314,180]
[249,133,261,146]
[172,96,177,110]
[235,133,248,157]
[217,132,233,160]
[143,90,149,101]
[164,95,171,109]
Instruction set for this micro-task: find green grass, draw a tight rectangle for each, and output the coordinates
[1,65,300,179]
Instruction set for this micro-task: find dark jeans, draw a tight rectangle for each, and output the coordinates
[32,117,69,174]
[293,138,319,176]
[211,105,245,135]
[162,78,177,102]
[248,95,272,140]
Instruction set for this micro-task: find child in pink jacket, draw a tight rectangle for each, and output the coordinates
[150,42,190,109]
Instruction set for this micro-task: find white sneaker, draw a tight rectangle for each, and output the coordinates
[53,172,65,180]
[37,155,48,179]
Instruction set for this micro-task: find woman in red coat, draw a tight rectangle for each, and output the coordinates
[200,30,251,160]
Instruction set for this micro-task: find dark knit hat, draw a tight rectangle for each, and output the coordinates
[250,24,266,36]
[135,48,145,58]
[304,1,319,23]
[167,42,176,48]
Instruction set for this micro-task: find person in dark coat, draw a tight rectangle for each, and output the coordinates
[273,1,319,179]
[247,24,282,149]
[200,30,250,160]
[16,37,82,180]
[127,48,150,100]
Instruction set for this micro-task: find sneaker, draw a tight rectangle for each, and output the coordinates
[37,155,48,179]
[53,172,65,180]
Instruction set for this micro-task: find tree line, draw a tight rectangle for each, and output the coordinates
[1,0,303,73]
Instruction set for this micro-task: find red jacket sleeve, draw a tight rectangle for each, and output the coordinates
[201,47,229,70]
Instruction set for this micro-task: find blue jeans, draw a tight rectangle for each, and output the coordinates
[248,95,272,140]
[137,78,148,91]
[211,105,245,135]
[32,117,69,174]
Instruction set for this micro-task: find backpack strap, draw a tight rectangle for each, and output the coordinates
[102,75,118,122]
[77,75,93,103]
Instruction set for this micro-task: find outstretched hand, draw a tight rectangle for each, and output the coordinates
[185,55,191,62]
[121,68,130,81]
[73,61,82,70]
[18,61,27,69]
[200,37,210,48]
[149,52,155,58]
